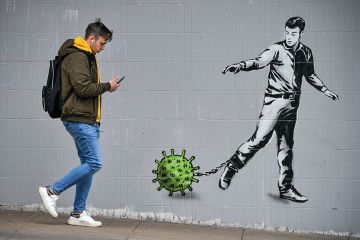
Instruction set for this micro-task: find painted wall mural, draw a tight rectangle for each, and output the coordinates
[153,16,339,203]
[152,149,228,196]
[219,16,339,203]
[152,149,199,196]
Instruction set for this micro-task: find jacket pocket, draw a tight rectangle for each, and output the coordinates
[73,97,95,117]
[62,94,95,119]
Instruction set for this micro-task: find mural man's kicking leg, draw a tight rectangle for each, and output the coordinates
[219,17,339,203]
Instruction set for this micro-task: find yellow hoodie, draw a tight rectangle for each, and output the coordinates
[73,36,102,123]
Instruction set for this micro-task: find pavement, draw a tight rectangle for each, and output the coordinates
[0,209,358,240]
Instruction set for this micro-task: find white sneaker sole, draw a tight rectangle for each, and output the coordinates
[38,187,58,218]
[67,218,102,227]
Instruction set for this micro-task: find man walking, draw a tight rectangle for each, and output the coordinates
[39,18,120,226]
[219,17,338,203]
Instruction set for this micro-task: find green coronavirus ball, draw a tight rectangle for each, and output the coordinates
[152,149,199,196]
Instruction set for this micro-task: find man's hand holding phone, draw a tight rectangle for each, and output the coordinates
[109,75,124,92]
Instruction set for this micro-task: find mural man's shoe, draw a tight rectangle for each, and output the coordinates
[219,153,242,190]
[219,162,237,190]
[280,185,308,203]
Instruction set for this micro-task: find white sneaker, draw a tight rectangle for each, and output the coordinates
[38,186,59,218]
[67,211,102,227]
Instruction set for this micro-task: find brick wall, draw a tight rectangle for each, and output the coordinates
[0,0,359,234]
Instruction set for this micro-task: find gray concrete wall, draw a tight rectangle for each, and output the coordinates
[0,0,359,234]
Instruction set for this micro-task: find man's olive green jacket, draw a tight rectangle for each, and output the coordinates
[59,36,110,125]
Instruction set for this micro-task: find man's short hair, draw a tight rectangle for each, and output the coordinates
[85,18,113,42]
[285,17,305,32]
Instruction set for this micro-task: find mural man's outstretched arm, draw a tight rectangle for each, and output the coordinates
[222,45,278,74]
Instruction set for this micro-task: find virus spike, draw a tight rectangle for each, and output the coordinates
[191,178,199,183]
[152,169,157,174]
[162,151,167,158]
[181,190,185,196]
[157,186,163,191]
[171,149,175,156]
[188,186,193,191]
[152,178,158,183]
[181,149,186,158]
[189,156,195,161]
[169,191,173,196]
[155,159,160,164]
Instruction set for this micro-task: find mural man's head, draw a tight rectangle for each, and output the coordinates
[285,17,305,48]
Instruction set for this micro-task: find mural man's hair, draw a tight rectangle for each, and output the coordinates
[285,17,305,32]
[85,18,113,42]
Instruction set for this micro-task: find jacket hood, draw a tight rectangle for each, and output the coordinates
[58,36,93,57]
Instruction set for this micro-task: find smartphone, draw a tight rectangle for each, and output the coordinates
[117,75,125,84]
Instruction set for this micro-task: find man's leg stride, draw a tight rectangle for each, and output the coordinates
[218,96,291,190]
[219,118,275,190]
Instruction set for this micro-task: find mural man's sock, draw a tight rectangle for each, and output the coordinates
[279,185,308,203]
[219,151,244,190]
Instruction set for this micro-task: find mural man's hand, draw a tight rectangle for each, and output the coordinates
[324,90,339,101]
[222,63,241,74]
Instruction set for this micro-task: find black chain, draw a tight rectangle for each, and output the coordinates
[194,161,228,176]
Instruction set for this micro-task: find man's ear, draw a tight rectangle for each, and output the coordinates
[300,31,304,37]
[88,35,96,44]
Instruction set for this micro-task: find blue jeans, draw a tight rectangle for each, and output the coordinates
[51,121,103,212]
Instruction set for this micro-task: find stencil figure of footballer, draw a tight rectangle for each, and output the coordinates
[220,17,339,203]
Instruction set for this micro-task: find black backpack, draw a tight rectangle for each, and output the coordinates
[42,54,72,118]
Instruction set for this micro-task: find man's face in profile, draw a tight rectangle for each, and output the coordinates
[90,36,108,54]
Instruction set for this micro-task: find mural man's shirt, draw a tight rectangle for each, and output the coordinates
[240,41,326,95]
